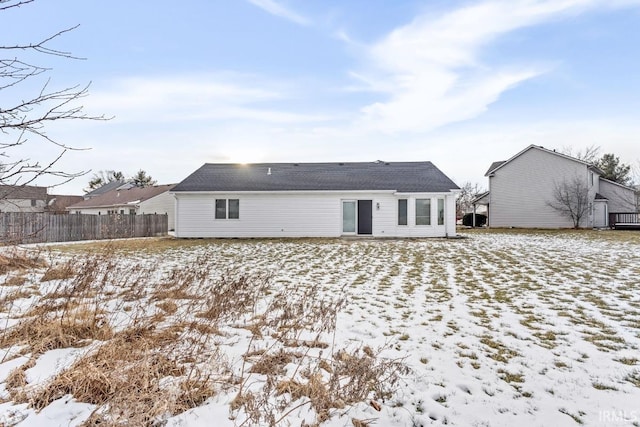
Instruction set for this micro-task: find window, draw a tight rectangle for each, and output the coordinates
[228,199,239,219]
[437,199,445,225]
[590,172,594,186]
[398,199,407,225]
[129,209,136,215]
[415,199,431,225]
[215,199,226,219]
[31,199,37,207]
[215,199,240,219]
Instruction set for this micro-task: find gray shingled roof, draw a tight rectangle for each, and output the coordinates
[172,162,459,193]
[485,161,506,176]
[84,180,129,198]
[68,184,175,209]
[0,185,47,200]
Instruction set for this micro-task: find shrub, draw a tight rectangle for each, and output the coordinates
[462,213,487,227]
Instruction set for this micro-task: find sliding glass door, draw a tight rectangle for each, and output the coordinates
[342,201,356,233]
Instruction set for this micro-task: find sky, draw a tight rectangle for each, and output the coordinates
[2,0,640,195]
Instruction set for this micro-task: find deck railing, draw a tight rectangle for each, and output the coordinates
[609,212,640,230]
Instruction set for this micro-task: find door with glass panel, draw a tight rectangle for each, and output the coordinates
[342,201,356,234]
[342,200,372,235]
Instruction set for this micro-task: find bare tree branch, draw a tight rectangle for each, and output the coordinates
[0,25,84,59]
[0,0,34,12]
[1,0,109,189]
[546,176,590,228]
[559,145,601,164]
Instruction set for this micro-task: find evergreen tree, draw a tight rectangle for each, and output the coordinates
[131,169,156,187]
[597,154,631,185]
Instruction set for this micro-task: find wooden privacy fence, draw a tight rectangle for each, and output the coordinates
[0,213,168,244]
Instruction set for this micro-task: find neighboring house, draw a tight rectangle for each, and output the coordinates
[67,184,176,230]
[0,185,48,212]
[171,161,460,238]
[46,195,85,213]
[479,145,637,228]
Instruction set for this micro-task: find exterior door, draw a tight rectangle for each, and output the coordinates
[357,200,372,235]
[593,201,608,228]
[342,201,356,233]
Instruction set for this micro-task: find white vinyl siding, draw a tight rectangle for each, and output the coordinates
[138,191,176,231]
[174,192,457,238]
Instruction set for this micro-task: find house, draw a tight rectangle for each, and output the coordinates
[477,145,637,228]
[67,184,176,230]
[0,185,84,214]
[0,185,48,212]
[171,161,460,238]
[46,195,84,213]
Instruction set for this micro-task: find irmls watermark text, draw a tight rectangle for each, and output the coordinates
[599,410,639,424]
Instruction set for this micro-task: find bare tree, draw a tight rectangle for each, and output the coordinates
[1,0,107,188]
[546,176,590,228]
[560,145,601,164]
[456,181,486,219]
[85,170,125,192]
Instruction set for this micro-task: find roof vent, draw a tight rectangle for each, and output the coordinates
[267,167,272,175]
[293,163,299,166]
[339,162,344,166]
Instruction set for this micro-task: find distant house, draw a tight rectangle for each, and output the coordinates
[46,195,84,213]
[0,185,83,214]
[67,184,176,230]
[171,161,460,238]
[478,145,637,228]
[0,185,48,213]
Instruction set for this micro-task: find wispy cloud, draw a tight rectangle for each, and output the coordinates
[247,0,310,26]
[88,74,330,124]
[353,0,640,134]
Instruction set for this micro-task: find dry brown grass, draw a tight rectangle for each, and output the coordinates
[0,249,44,274]
[2,274,27,287]
[40,261,76,282]
[5,358,36,402]
[0,308,113,355]
[29,319,221,425]
[0,246,408,426]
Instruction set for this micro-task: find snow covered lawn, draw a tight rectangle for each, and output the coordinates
[1,230,640,426]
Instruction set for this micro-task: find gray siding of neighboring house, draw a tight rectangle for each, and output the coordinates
[139,191,175,231]
[489,147,597,228]
[599,179,637,212]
